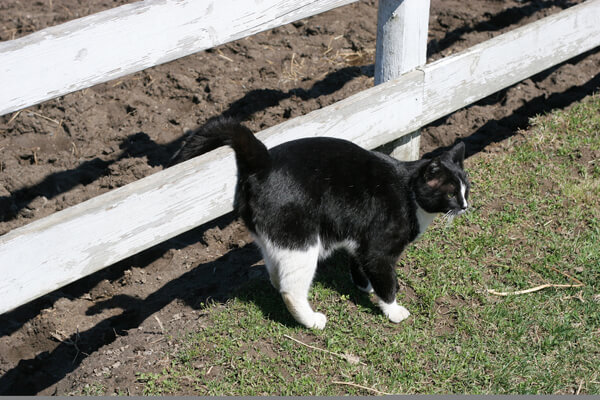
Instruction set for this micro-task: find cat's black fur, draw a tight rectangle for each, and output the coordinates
[176,118,470,329]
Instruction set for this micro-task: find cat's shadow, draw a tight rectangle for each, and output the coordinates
[80,246,380,331]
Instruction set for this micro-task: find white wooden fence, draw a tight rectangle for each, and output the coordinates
[1,0,599,315]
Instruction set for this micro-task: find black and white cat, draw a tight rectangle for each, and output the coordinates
[176,118,470,329]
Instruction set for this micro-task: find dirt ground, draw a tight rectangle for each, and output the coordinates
[0,0,598,395]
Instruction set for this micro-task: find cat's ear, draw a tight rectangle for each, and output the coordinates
[423,159,445,188]
[448,142,465,168]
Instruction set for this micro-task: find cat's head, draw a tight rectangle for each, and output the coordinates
[414,142,470,217]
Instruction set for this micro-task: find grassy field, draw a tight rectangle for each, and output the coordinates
[136,94,600,395]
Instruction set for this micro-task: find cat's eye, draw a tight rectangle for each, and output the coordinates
[446,193,454,199]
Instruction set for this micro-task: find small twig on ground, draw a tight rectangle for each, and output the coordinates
[563,290,586,303]
[487,265,584,296]
[576,379,584,395]
[154,315,165,333]
[145,72,155,87]
[283,334,365,366]
[7,110,21,124]
[488,284,576,296]
[547,265,584,286]
[70,141,78,156]
[58,4,72,17]
[50,328,88,363]
[332,380,392,395]
[216,49,233,62]
[151,336,166,344]
[290,52,296,77]
[30,111,61,125]
[31,146,40,165]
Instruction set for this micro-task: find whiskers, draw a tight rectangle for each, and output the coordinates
[442,210,457,227]
[442,207,471,228]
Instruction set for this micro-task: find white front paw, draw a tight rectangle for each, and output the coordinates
[378,299,410,323]
[386,305,410,323]
[310,312,327,330]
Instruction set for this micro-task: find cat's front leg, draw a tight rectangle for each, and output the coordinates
[376,297,411,323]
[363,259,411,323]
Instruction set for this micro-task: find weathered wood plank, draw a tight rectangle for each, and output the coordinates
[0,0,357,116]
[1,0,600,314]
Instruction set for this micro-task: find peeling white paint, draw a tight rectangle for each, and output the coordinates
[0,0,357,116]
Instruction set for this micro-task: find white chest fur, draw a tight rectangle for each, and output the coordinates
[416,206,437,238]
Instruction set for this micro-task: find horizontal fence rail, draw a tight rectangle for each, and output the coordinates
[0,0,357,116]
[1,0,600,314]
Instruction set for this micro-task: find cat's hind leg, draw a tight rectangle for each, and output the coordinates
[251,234,281,290]
[258,237,327,329]
[349,258,373,293]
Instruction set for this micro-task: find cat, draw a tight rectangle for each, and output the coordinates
[174,117,470,329]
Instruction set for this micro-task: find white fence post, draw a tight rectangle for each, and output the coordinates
[375,0,430,160]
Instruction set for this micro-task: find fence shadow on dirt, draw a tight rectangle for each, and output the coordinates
[0,213,259,394]
[0,65,369,225]
[424,49,600,159]
[427,0,578,58]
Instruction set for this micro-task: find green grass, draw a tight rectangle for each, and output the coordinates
[79,382,107,396]
[136,94,600,395]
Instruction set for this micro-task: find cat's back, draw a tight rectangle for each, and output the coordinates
[268,137,400,187]
[270,136,367,160]
[237,136,414,223]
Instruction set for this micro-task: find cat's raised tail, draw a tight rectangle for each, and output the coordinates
[170,117,270,174]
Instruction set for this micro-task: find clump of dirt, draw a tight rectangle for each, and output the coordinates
[0,0,598,394]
